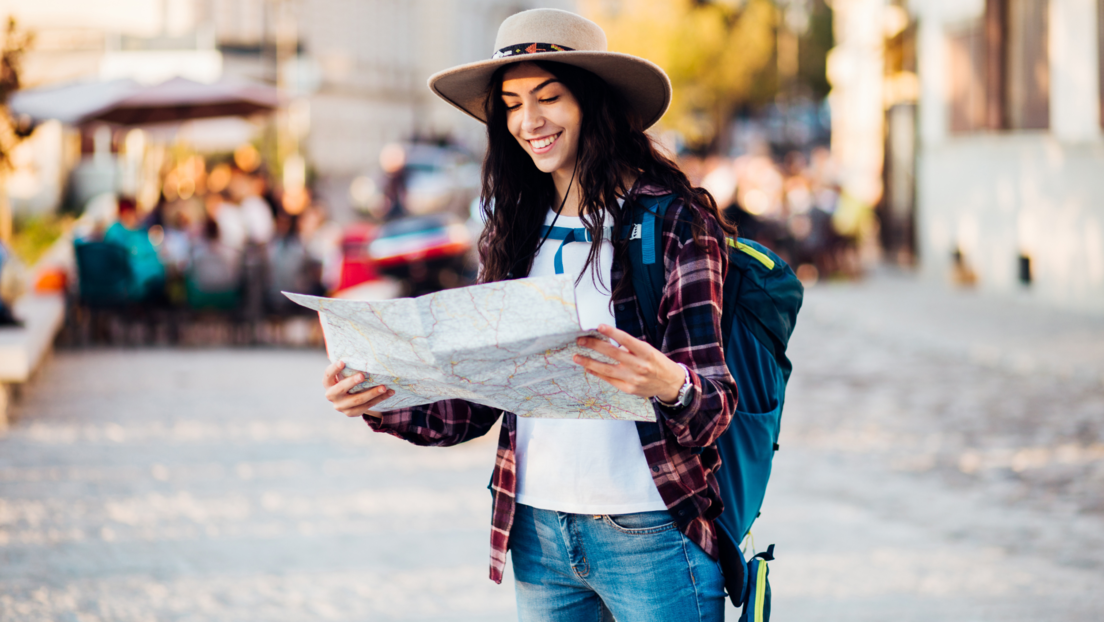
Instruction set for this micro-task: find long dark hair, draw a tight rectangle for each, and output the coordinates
[478,60,735,302]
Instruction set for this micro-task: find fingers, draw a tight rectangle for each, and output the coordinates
[583,367,636,395]
[323,361,395,418]
[333,384,395,417]
[595,324,647,354]
[573,352,645,384]
[324,371,368,402]
[322,360,345,388]
[576,336,632,363]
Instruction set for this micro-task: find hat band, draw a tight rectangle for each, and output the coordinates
[491,42,575,60]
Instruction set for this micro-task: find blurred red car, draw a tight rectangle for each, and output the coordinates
[336,222,383,292]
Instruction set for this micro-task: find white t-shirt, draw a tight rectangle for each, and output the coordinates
[514,208,667,515]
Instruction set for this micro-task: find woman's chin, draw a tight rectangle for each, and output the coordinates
[530,158,560,174]
[529,154,573,176]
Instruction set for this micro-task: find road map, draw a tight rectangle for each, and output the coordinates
[285,274,655,421]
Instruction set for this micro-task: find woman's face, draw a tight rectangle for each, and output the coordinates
[500,63,582,178]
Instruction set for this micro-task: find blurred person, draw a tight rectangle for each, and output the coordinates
[232,169,276,245]
[231,170,276,324]
[297,203,342,294]
[204,191,247,251]
[103,196,166,301]
[322,10,735,621]
[158,207,194,276]
[266,211,314,314]
[379,143,408,221]
[185,217,242,310]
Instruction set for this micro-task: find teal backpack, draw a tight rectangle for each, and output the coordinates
[626,194,801,619]
[539,193,802,619]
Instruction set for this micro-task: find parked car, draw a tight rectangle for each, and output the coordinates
[367,213,473,296]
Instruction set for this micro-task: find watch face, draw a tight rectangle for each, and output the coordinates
[678,365,692,406]
[677,385,692,407]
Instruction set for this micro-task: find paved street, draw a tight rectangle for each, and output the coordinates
[2,274,1103,621]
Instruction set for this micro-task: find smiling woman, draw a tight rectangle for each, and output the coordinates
[321,9,738,622]
[500,64,582,184]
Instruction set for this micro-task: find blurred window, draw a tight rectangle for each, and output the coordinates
[947,20,988,132]
[1004,0,1049,129]
[946,0,1050,133]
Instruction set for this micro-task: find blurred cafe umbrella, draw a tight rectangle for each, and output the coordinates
[10,77,280,127]
[84,77,279,126]
[9,78,141,125]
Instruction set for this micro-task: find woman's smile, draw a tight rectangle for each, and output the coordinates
[528,132,562,153]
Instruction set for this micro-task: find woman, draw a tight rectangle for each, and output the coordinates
[323,9,737,621]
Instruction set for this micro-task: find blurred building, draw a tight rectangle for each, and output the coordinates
[910,0,1104,312]
[207,0,575,216]
[3,0,575,218]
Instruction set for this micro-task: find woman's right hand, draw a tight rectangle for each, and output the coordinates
[323,360,395,419]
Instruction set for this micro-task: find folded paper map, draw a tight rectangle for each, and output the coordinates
[285,274,655,421]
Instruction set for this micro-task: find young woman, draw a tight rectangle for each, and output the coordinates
[323,9,737,621]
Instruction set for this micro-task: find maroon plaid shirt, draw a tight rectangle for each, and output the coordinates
[365,182,737,583]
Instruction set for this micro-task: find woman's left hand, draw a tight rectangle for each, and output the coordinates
[573,324,686,403]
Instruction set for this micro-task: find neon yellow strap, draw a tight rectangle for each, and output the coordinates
[727,238,775,270]
[754,559,768,622]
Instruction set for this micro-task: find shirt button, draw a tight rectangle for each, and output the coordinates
[651,465,660,473]
[616,304,625,311]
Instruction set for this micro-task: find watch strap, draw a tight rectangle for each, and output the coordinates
[654,363,692,409]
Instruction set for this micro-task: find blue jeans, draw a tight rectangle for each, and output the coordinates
[510,503,726,622]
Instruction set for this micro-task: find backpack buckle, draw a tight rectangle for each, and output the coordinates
[630,224,642,240]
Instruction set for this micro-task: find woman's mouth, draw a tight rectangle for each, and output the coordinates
[529,132,561,154]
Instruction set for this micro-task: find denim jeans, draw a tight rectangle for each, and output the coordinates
[510,503,726,622]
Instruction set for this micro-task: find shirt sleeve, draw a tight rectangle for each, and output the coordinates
[364,399,502,447]
[653,199,737,447]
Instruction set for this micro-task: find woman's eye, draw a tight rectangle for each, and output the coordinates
[539,96,559,104]
[505,103,521,111]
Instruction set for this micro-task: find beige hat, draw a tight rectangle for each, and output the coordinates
[428,8,672,129]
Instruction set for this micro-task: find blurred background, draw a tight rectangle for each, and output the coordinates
[0,1,1101,620]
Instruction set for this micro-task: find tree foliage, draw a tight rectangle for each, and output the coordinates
[581,0,777,152]
[0,16,33,170]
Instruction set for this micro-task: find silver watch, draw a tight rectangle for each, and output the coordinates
[654,363,692,409]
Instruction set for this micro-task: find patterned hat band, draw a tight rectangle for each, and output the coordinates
[491,42,575,60]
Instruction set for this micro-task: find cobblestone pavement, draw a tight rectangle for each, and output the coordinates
[762,274,1104,620]
[0,349,516,622]
[1,274,1103,621]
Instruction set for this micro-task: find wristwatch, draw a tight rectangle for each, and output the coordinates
[654,363,693,409]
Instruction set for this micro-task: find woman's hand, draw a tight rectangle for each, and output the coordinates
[323,360,395,419]
[573,324,686,403]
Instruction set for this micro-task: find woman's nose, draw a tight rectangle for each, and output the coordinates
[521,105,544,134]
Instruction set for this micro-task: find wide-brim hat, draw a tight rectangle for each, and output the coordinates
[428,8,672,129]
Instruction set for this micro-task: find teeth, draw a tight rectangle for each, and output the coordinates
[531,133,559,149]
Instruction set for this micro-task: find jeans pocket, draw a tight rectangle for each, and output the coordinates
[603,510,677,534]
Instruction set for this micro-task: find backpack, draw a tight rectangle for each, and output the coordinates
[626,193,802,618]
[538,193,802,618]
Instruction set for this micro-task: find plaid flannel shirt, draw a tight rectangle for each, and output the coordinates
[365,182,737,583]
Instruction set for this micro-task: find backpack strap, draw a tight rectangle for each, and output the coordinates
[627,194,676,347]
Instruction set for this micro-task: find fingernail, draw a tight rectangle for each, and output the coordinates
[378,387,387,394]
